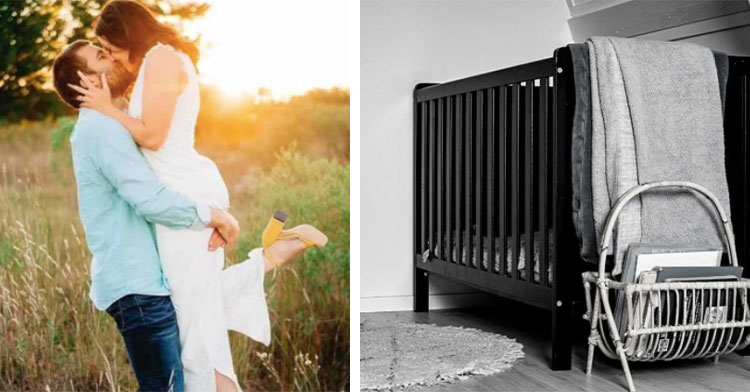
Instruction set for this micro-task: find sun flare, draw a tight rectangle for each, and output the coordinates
[184,0,349,98]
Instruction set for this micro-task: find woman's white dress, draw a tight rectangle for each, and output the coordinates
[127,43,271,391]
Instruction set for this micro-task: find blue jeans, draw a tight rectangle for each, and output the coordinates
[106,294,184,392]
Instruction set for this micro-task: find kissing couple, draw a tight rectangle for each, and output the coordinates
[51,1,327,391]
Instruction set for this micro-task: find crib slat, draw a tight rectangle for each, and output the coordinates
[742,74,749,275]
[498,86,507,278]
[437,98,444,261]
[511,84,520,279]
[446,96,454,263]
[456,95,464,265]
[466,93,474,267]
[476,90,485,271]
[525,80,534,283]
[487,88,496,274]
[539,79,549,288]
[429,100,436,260]
[420,101,428,259]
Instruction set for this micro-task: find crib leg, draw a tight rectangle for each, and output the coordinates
[550,299,574,370]
[414,267,429,312]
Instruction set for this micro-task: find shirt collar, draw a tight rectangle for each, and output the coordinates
[78,107,96,119]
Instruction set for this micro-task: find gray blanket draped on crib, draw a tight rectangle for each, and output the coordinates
[569,37,731,275]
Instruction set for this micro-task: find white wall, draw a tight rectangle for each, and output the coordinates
[361,0,573,312]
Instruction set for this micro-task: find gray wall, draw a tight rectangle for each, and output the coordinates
[360,0,572,312]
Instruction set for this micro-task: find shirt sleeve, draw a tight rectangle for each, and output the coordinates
[191,203,213,230]
[90,119,208,230]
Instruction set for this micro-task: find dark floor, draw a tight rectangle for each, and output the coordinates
[362,300,750,392]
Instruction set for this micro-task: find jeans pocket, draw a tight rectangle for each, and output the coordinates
[118,295,148,333]
[133,295,176,330]
[110,295,175,335]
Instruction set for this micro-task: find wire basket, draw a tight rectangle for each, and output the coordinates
[583,181,750,392]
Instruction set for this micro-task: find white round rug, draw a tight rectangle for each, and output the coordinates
[360,319,524,390]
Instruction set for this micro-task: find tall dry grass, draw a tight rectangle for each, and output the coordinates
[0,119,349,391]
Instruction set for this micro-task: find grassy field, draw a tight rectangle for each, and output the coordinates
[0,119,350,391]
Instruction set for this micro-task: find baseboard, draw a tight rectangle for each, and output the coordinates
[360,292,496,313]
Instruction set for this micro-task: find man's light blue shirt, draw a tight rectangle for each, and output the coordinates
[70,108,210,310]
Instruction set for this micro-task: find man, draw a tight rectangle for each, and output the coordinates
[51,40,239,391]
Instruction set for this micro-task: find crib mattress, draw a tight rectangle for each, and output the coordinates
[424,230,554,284]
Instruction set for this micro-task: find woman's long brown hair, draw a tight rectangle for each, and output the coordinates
[95,0,199,67]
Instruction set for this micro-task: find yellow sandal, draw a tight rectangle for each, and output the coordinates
[262,210,288,247]
[277,224,328,248]
[262,210,288,267]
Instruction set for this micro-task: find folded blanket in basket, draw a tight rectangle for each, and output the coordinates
[569,38,731,275]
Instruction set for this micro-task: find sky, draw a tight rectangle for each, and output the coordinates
[185,0,350,98]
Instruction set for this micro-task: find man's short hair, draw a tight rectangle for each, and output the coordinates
[52,40,92,110]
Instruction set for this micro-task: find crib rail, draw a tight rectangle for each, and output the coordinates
[413,49,576,310]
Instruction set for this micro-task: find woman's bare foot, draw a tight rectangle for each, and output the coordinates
[262,238,307,272]
[262,224,327,272]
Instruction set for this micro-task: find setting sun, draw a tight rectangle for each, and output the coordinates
[184,0,349,98]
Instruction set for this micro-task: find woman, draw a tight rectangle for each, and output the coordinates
[68,1,327,391]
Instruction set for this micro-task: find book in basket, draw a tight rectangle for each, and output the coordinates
[615,243,722,356]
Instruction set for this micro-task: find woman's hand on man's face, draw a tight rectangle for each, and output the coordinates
[67,72,117,116]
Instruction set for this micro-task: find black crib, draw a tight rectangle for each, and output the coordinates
[412,46,750,370]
